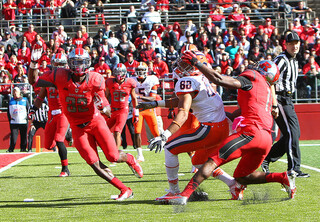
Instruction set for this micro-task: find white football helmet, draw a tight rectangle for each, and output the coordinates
[136,62,148,81]
[51,53,68,68]
[68,48,91,76]
[113,63,127,82]
[174,51,208,78]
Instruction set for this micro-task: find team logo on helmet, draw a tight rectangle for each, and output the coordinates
[51,53,68,68]
[256,60,280,85]
[68,48,91,76]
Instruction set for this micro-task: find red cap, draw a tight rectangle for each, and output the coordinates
[127,53,133,57]
[17,61,22,64]
[146,41,151,45]
[258,25,264,29]
[266,18,271,22]
[167,25,173,30]
[109,48,115,53]
[244,16,250,20]
[99,57,105,61]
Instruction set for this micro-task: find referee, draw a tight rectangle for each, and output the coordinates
[27,102,49,152]
[261,31,310,178]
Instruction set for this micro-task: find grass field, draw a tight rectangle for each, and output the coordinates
[0,142,319,222]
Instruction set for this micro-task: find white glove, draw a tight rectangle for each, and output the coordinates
[30,42,43,63]
[148,130,172,153]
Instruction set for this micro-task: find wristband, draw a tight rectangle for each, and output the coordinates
[172,120,181,128]
[195,61,203,68]
[157,100,165,107]
[29,61,39,69]
[162,129,172,141]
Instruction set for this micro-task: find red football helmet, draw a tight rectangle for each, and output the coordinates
[113,63,127,82]
[180,44,198,54]
[174,51,208,78]
[51,53,68,68]
[136,62,148,81]
[256,60,280,85]
[68,48,91,76]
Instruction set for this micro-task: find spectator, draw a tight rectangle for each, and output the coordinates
[94,57,112,79]
[17,0,32,28]
[7,24,23,43]
[6,55,18,77]
[6,87,30,152]
[148,31,162,54]
[238,16,256,39]
[227,4,244,28]
[263,18,275,38]
[116,24,132,42]
[117,34,135,63]
[232,46,246,70]
[105,48,119,70]
[248,46,264,63]
[31,34,47,53]
[52,25,68,42]
[32,0,45,22]
[300,24,317,49]
[153,53,169,78]
[38,60,50,75]
[215,43,226,64]
[179,31,192,48]
[105,32,119,49]
[203,46,214,66]
[223,26,240,45]
[44,0,59,21]
[132,23,145,43]
[147,23,166,39]
[142,5,161,31]
[292,18,304,36]
[80,25,89,41]
[0,52,7,68]
[165,45,179,72]
[72,30,86,48]
[5,44,17,59]
[291,1,312,26]
[225,39,239,60]
[173,22,183,41]
[139,41,156,62]
[60,37,75,54]
[170,0,186,13]
[84,36,96,52]
[250,0,268,20]
[81,1,90,17]
[185,19,198,37]
[302,55,319,75]
[94,0,105,25]
[162,25,179,50]
[209,5,226,30]
[140,0,156,11]
[23,24,37,44]
[39,48,52,66]
[238,35,250,56]
[14,62,26,84]
[102,23,112,39]
[2,0,17,21]
[204,17,216,39]
[17,49,30,67]
[1,31,17,51]
[90,48,100,67]
[217,0,233,13]
[261,33,273,56]
[219,52,231,74]
[124,5,140,30]
[196,32,212,52]
[60,0,77,19]
[253,25,265,43]
[124,53,139,76]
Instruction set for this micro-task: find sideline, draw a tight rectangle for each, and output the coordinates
[0,153,41,173]
[278,159,320,173]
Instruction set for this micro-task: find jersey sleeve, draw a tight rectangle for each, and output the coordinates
[128,78,137,88]
[175,77,199,96]
[239,70,257,82]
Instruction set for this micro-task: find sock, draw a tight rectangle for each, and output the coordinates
[212,167,235,187]
[180,177,200,198]
[266,172,286,183]
[61,159,68,167]
[136,147,143,157]
[110,177,128,191]
[125,153,135,165]
[165,149,179,193]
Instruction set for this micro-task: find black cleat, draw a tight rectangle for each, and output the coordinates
[261,160,270,173]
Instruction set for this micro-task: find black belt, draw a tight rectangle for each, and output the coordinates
[77,121,90,128]
[276,91,293,97]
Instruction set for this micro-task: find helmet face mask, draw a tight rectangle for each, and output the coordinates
[113,63,127,82]
[68,48,91,76]
[174,51,207,78]
[136,62,148,81]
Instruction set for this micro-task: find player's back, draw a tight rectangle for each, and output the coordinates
[237,69,273,130]
[175,75,226,123]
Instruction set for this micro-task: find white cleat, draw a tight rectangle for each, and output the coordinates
[282,170,297,199]
[167,195,188,205]
[113,188,134,201]
[137,155,145,162]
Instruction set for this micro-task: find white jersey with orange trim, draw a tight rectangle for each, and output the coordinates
[132,75,160,101]
[174,75,226,123]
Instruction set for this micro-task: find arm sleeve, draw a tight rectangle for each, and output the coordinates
[236,76,253,91]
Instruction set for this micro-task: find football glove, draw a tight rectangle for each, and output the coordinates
[132,108,139,124]
[181,50,199,66]
[30,42,43,67]
[148,130,172,153]
[28,106,38,121]
[167,108,175,119]
[136,101,158,110]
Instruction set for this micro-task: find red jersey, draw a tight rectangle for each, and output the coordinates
[263,24,275,38]
[94,63,111,75]
[106,77,136,109]
[239,24,256,38]
[24,31,37,44]
[237,70,273,130]
[124,60,139,76]
[38,69,109,125]
[17,55,30,66]
[153,60,169,78]
[72,37,86,48]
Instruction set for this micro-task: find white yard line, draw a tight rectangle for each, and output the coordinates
[278,159,320,173]
[0,153,41,173]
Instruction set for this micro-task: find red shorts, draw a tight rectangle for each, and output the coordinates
[45,113,69,149]
[165,118,229,157]
[107,109,129,133]
[210,124,272,178]
[71,113,119,165]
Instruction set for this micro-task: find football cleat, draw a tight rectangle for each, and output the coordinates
[282,170,297,199]
[261,160,270,173]
[127,153,143,178]
[166,195,188,205]
[155,191,179,203]
[229,182,247,200]
[59,170,70,177]
[115,188,134,201]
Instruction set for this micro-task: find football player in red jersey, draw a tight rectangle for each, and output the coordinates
[28,47,143,201]
[29,52,70,177]
[105,63,138,148]
[165,53,297,205]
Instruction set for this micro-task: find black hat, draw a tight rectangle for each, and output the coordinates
[286,31,300,42]
[5,31,10,35]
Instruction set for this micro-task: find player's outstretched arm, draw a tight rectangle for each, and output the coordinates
[137,97,179,110]
[28,42,43,85]
[182,51,242,89]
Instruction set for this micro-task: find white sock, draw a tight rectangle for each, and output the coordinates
[165,149,180,193]
[137,147,143,157]
[212,167,235,187]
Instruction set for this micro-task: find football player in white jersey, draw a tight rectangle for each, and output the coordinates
[139,51,236,202]
[131,62,160,162]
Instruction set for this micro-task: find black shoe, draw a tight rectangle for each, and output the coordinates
[6,149,13,153]
[296,171,310,178]
[20,149,27,152]
[28,149,32,153]
[261,160,270,173]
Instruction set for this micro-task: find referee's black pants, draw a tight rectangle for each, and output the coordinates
[27,121,46,151]
[8,123,28,152]
[121,117,136,149]
[265,95,301,172]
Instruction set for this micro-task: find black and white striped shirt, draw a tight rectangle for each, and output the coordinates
[33,103,49,123]
[273,51,299,93]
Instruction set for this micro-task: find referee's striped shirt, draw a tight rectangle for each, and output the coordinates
[32,103,49,123]
[273,51,299,93]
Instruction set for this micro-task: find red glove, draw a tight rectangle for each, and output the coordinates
[181,50,199,66]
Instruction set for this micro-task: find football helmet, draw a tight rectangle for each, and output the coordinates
[113,63,127,82]
[136,62,148,81]
[51,53,68,68]
[255,60,280,85]
[174,51,208,78]
[180,44,198,54]
[68,48,91,76]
